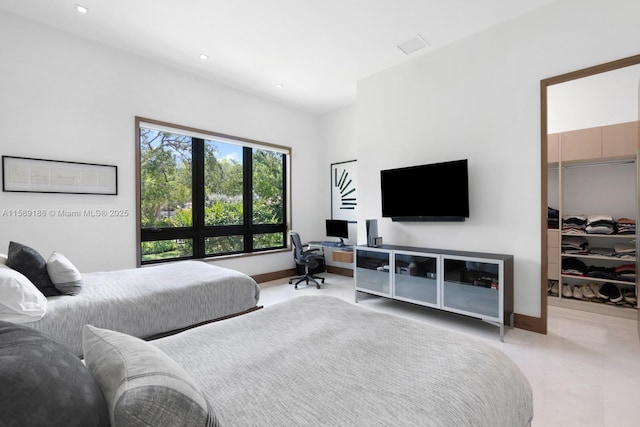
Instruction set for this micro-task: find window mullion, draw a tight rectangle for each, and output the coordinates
[192,138,205,258]
[243,147,253,253]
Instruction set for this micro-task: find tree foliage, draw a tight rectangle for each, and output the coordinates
[139,128,285,260]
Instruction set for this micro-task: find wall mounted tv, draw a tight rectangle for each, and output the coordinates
[380,159,469,222]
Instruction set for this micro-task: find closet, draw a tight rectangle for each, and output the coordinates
[547,121,638,319]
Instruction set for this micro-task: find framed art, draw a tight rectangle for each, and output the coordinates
[330,160,357,222]
[2,156,118,195]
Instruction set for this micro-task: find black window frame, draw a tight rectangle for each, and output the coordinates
[136,117,290,265]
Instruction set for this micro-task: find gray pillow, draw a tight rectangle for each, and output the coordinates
[46,251,82,295]
[6,241,60,297]
[0,321,109,427]
[83,324,219,427]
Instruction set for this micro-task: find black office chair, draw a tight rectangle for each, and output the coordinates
[288,231,326,289]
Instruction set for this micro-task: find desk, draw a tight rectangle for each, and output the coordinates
[308,241,353,249]
[308,242,354,277]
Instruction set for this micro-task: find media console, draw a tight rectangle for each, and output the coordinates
[354,245,514,341]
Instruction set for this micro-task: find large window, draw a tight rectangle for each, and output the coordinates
[136,118,289,264]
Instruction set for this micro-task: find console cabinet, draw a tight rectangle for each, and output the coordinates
[354,245,514,340]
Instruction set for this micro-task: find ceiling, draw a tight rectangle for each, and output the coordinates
[0,0,558,115]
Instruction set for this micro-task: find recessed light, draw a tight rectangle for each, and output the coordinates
[199,54,209,60]
[275,84,284,89]
[75,4,88,14]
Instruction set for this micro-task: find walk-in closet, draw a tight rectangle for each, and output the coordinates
[546,63,639,320]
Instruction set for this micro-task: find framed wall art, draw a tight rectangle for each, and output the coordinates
[2,156,118,195]
[330,160,357,222]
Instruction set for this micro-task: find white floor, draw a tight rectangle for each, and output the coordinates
[259,273,640,427]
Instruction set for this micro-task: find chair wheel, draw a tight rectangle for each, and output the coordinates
[321,278,325,283]
[316,284,321,289]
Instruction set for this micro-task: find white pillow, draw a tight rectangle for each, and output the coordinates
[47,251,82,296]
[0,253,7,265]
[0,264,47,323]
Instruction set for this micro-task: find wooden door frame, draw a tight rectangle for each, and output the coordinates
[539,54,640,335]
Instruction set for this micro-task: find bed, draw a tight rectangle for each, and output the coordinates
[0,295,533,426]
[19,260,261,356]
[0,295,534,426]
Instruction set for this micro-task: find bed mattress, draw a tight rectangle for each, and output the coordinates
[153,295,533,426]
[25,260,260,356]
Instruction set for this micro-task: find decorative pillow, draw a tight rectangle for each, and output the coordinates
[6,242,60,297]
[83,325,219,427]
[0,321,109,427]
[0,264,47,323]
[0,253,7,264]
[47,251,82,295]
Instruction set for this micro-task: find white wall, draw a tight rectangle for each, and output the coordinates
[354,0,640,318]
[0,11,321,275]
[548,64,640,133]
[316,105,359,244]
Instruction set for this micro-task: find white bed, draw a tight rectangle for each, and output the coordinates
[23,260,261,356]
[1,295,533,426]
[146,295,533,426]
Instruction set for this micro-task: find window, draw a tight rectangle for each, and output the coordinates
[136,118,290,264]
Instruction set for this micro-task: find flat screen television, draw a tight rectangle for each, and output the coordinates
[380,159,469,222]
[326,219,349,245]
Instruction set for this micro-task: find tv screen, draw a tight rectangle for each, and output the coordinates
[380,159,469,221]
[326,219,349,243]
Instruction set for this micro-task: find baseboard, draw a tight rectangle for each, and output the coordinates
[251,269,297,284]
[514,313,546,334]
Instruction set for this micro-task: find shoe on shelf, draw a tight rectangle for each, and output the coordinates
[562,283,573,298]
[580,283,595,299]
[549,281,559,296]
[622,288,637,305]
[589,283,608,300]
[572,284,584,300]
[608,284,623,303]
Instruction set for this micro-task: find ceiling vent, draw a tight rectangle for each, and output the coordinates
[397,34,429,55]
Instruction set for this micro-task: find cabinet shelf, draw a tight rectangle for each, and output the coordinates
[560,233,635,239]
[560,274,636,286]
[560,253,636,262]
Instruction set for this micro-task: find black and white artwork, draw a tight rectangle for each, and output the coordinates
[331,160,357,222]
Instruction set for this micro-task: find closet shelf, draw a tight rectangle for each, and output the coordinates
[560,274,636,286]
[560,233,635,239]
[560,253,636,262]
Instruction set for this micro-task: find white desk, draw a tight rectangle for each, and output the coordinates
[308,242,354,276]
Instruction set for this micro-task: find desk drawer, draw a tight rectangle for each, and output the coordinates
[333,250,354,263]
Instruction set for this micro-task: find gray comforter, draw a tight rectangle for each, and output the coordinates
[25,260,260,356]
[154,295,533,426]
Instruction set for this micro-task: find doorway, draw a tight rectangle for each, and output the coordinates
[540,54,640,335]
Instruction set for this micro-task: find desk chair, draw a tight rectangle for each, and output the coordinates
[289,231,326,289]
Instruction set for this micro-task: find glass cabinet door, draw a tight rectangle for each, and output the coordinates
[355,248,391,296]
[442,256,501,320]
[393,251,439,307]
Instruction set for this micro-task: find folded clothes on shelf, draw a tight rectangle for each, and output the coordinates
[585,214,615,235]
[562,214,587,234]
[616,217,636,235]
[561,257,588,275]
[612,240,636,260]
[561,236,589,254]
